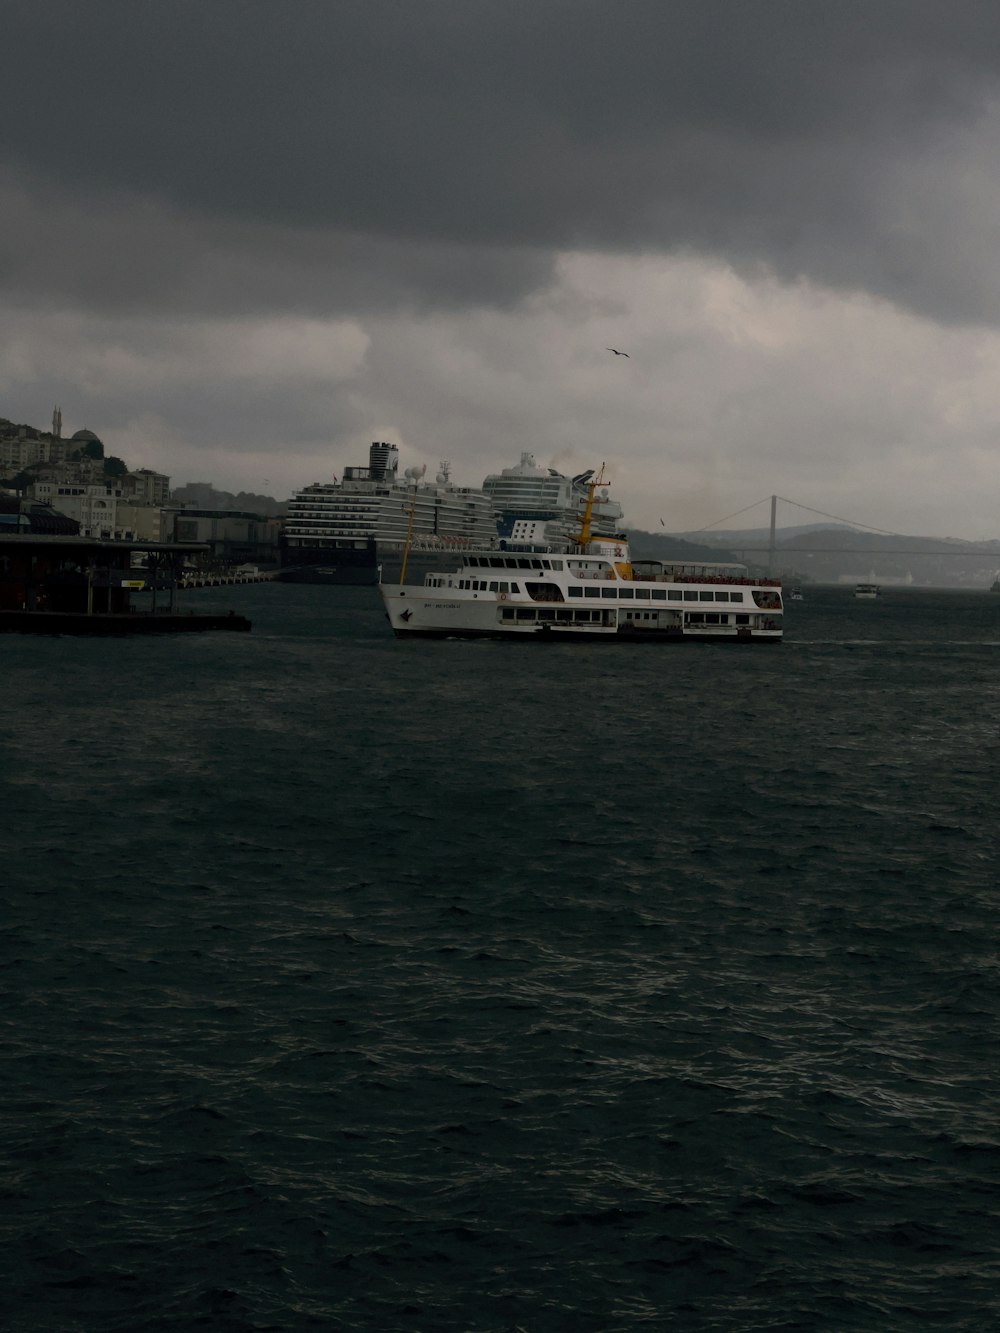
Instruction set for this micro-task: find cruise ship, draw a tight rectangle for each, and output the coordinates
[482,451,623,544]
[280,443,498,585]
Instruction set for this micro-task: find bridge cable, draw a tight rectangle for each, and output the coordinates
[773,496,907,539]
[680,497,775,537]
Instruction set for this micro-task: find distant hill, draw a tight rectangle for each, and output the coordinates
[626,524,1000,587]
[624,528,765,571]
[682,524,1000,588]
[681,522,853,544]
[171,482,287,516]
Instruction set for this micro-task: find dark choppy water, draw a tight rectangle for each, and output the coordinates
[3,584,1000,1332]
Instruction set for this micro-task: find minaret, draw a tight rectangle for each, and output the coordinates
[52,405,62,438]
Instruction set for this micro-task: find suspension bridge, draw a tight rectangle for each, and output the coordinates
[676,495,1000,576]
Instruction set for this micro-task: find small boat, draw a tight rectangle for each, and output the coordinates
[789,588,804,601]
[854,583,881,599]
[380,466,783,642]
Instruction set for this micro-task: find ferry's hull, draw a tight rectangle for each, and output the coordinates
[387,625,780,642]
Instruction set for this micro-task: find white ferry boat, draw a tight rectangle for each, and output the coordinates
[854,583,881,599]
[380,468,783,642]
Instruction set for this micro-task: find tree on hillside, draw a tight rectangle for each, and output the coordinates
[170,481,230,509]
[82,438,104,460]
[103,456,128,477]
[171,481,286,515]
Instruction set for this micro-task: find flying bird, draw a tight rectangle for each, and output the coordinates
[606,348,630,357]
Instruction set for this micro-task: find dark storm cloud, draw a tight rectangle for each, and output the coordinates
[6,1,1000,320]
[0,173,553,317]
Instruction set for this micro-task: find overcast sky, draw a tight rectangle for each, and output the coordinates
[5,1,1000,536]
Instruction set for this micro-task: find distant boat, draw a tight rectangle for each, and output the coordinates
[789,587,804,601]
[854,583,881,599]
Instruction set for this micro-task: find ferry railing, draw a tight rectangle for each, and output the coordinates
[632,573,782,587]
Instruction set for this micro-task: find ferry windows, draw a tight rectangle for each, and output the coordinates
[651,589,666,601]
[538,609,556,621]
[516,608,534,620]
[585,587,600,598]
[489,558,504,568]
[510,583,520,593]
[635,588,650,600]
[714,592,729,602]
[730,592,744,602]
[668,590,683,601]
[619,588,634,599]
[601,588,616,599]
[550,561,564,570]
[686,612,729,626]
[531,559,544,569]
[517,559,532,569]
[735,614,749,624]
[699,591,715,602]
[489,581,499,592]
[568,587,583,597]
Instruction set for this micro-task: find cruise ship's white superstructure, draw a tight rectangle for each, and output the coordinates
[280,443,497,584]
[482,452,623,544]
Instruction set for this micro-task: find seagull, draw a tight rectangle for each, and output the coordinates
[606,347,630,357]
